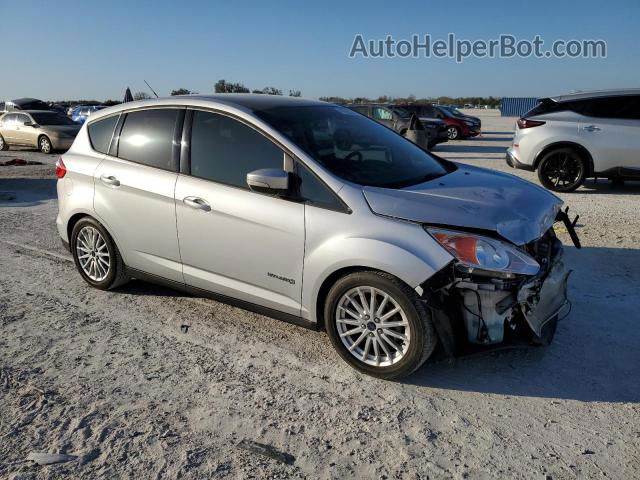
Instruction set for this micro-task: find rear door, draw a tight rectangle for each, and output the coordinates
[13,113,35,145]
[93,108,185,282]
[578,95,640,173]
[175,109,305,316]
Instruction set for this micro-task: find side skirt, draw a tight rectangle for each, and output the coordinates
[126,268,319,331]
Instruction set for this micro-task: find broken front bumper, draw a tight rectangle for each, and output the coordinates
[519,259,571,337]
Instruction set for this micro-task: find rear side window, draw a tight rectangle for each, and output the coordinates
[526,99,586,117]
[118,109,178,170]
[190,110,283,189]
[349,106,369,116]
[88,115,119,154]
[582,96,640,120]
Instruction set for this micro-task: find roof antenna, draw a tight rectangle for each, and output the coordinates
[144,80,159,98]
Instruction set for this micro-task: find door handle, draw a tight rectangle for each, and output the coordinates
[582,125,601,132]
[100,174,120,187]
[183,196,211,212]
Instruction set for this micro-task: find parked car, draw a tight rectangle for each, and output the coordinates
[0,110,80,153]
[507,89,640,192]
[440,105,482,130]
[55,95,577,379]
[397,104,480,140]
[1,97,52,113]
[71,105,106,124]
[346,103,447,149]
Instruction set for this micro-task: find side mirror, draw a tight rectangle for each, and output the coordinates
[23,121,33,127]
[246,168,289,195]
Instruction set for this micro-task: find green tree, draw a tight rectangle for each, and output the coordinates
[214,80,250,93]
[171,88,192,96]
[133,92,152,101]
[289,89,301,97]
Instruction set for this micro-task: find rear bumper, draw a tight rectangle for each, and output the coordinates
[506,148,535,171]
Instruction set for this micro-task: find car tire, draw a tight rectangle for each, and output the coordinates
[0,134,8,151]
[446,126,461,140]
[71,217,129,290]
[537,148,586,192]
[38,135,52,154]
[325,270,437,380]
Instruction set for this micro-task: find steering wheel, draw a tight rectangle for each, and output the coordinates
[344,151,363,162]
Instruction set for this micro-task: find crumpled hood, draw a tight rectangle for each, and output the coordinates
[363,164,563,245]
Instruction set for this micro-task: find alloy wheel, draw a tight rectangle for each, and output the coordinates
[540,151,584,190]
[40,137,51,154]
[76,226,110,281]
[447,126,459,139]
[335,286,411,367]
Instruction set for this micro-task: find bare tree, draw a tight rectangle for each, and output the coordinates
[171,88,192,96]
[133,92,152,101]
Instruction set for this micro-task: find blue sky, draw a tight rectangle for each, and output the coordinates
[2,0,638,101]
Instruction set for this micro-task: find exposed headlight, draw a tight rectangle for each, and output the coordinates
[425,227,540,277]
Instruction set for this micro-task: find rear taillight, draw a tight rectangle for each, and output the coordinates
[55,157,67,178]
[517,118,546,129]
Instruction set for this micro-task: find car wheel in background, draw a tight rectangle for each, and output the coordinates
[537,148,586,192]
[0,135,8,151]
[325,271,437,380]
[71,217,129,290]
[446,126,460,140]
[38,135,52,154]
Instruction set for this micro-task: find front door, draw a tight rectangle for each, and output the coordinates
[13,113,36,146]
[175,109,305,316]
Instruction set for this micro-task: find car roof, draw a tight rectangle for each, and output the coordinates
[89,94,329,122]
[550,88,640,103]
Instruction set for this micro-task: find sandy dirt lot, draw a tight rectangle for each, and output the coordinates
[1,111,639,479]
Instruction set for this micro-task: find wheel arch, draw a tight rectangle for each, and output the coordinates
[533,141,595,176]
[67,212,127,263]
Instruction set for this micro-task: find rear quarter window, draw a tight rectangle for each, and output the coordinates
[88,115,119,154]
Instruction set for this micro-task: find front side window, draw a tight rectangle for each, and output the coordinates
[15,114,30,124]
[373,107,393,121]
[255,105,450,188]
[88,115,119,154]
[118,109,178,170]
[190,110,283,188]
[296,162,343,210]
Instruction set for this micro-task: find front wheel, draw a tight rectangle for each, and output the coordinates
[38,135,52,154]
[446,126,460,140]
[537,148,586,192]
[325,271,437,380]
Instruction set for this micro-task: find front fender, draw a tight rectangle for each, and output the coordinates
[302,235,453,323]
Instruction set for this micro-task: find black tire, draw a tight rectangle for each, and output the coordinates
[325,271,437,380]
[446,126,461,140]
[0,134,8,151]
[71,217,129,290]
[38,135,52,154]
[537,148,586,192]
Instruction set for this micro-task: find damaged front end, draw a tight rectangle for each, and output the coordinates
[420,222,575,355]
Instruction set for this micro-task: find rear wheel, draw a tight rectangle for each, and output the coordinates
[71,217,129,290]
[38,135,52,154]
[325,271,437,380]
[0,134,7,151]
[537,148,586,192]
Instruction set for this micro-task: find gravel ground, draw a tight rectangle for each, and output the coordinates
[0,112,638,479]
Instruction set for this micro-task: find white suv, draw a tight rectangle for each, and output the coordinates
[506,89,640,192]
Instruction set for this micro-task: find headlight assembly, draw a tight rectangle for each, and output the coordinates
[425,227,540,277]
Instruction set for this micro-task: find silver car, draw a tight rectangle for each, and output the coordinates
[0,110,80,153]
[56,95,577,379]
[507,89,640,192]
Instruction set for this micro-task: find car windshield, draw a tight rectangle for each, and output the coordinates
[31,112,76,126]
[444,107,464,117]
[255,105,450,188]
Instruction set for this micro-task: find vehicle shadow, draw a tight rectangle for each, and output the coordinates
[481,130,515,135]
[470,136,513,142]
[116,279,192,298]
[406,246,640,403]
[0,178,57,207]
[435,144,508,154]
[578,179,640,195]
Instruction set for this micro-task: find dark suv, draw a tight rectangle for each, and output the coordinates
[345,104,448,149]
